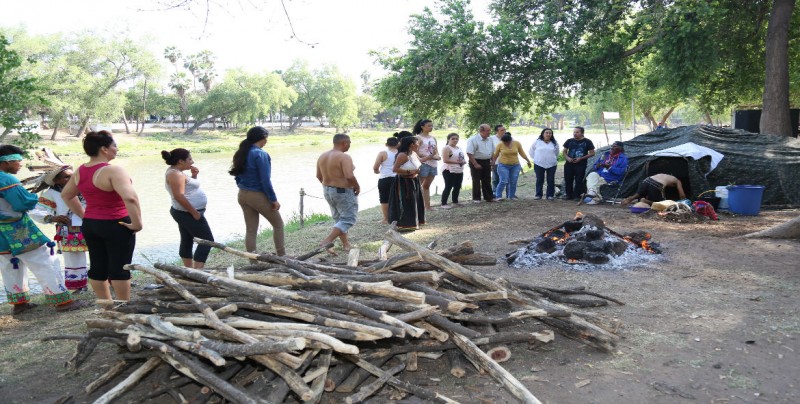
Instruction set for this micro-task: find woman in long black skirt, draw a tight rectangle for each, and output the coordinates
[388,136,425,232]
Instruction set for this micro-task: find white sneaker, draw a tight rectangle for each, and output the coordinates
[439,204,452,209]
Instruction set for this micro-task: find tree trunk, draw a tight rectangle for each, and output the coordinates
[703,110,713,124]
[760,0,795,137]
[76,116,89,138]
[183,116,215,135]
[122,111,131,134]
[0,128,12,142]
[642,111,656,129]
[658,106,676,126]
[740,215,800,239]
[50,117,61,140]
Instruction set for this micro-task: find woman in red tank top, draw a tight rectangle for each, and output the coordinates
[62,131,142,302]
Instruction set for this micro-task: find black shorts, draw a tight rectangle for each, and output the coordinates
[82,217,135,281]
[378,177,394,203]
[637,177,666,202]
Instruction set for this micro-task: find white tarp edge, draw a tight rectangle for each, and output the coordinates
[645,142,725,175]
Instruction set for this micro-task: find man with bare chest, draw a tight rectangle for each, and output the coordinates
[316,134,360,253]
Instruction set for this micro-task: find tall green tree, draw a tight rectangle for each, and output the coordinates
[184,69,295,135]
[282,60,359,132]
[0,34,42,147]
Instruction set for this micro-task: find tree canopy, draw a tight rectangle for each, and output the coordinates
[374,0,799,133]
[0,34,42,146]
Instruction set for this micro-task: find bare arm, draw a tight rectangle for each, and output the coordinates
[61,171,85,219]
[373,151,386,174]
[516,142,531,167]
[441,146,457,165]
[316,159,324,184]
[109,167,143,232]
[562,147,571,163]
[675,179,687,200]
[167,171,201,220]
[341,155,360,195]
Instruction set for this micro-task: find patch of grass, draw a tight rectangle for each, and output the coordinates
[206,212,331,265]
[689,359,705,368]
[724,368,759,389]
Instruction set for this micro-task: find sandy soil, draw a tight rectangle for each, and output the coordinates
[1,172,798,403]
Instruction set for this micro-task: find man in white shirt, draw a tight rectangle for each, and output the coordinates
[466,124,495,202]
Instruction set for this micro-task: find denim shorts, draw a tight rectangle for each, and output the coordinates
[418,164,438,177]
[323,186,358,233]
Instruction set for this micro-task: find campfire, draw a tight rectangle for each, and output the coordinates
[507,213,662,268]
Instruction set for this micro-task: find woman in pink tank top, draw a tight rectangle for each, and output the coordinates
[61,131,142,302]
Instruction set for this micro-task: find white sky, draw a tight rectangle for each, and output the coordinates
[2,0,493,87]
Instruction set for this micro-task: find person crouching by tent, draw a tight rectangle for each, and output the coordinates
[30,165,89,292]
[0,145,89,315]
[582,141,628,205]
[621,173,687,206]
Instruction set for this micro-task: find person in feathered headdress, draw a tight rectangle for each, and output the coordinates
[0,145,89,315]
[30,162,89,293]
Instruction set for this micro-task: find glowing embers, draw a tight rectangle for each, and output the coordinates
[507,213,662,269]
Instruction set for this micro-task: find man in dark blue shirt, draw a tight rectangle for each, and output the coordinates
[561,127,595,200]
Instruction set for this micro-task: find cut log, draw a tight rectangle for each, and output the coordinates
[347,248,361,267]
[343,355,459,403]
[486,346,511,363]
[447,349,467,378]
[345,362,405,404]
[384,230,506,292]
[405,351,419,371]
[85,360,132,394]
[141,263,424,338]
[450,333,541,404]
[92,357,162,404]
[141,339,262,404]
[127,264,314,401]
[336,356,392,393]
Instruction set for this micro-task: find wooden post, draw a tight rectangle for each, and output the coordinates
[299,188,305,228]
[601,114,609,146]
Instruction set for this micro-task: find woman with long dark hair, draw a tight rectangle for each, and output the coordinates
[162,148,214,268]
[529,128,559,200]
[412,119,440,211]
[388,135,425,231]
[229,127,285,256]
[61,131,141,302]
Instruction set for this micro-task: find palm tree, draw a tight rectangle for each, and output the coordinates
[163,46,182,70]
[169,72,191,127]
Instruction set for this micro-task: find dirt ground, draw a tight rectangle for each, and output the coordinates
[1,173,799,403]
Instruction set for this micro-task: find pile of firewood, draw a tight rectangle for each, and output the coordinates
[48,230,623,404]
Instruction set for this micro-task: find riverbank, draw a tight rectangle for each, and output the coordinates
[2,168,800,402]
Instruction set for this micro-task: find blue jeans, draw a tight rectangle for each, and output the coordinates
[533,164,557,198]
[495,163,521,199]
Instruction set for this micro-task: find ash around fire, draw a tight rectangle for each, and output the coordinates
[506,213,663,270]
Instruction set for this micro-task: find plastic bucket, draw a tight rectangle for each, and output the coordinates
[727,185,765,216]
[715,186,729,209]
